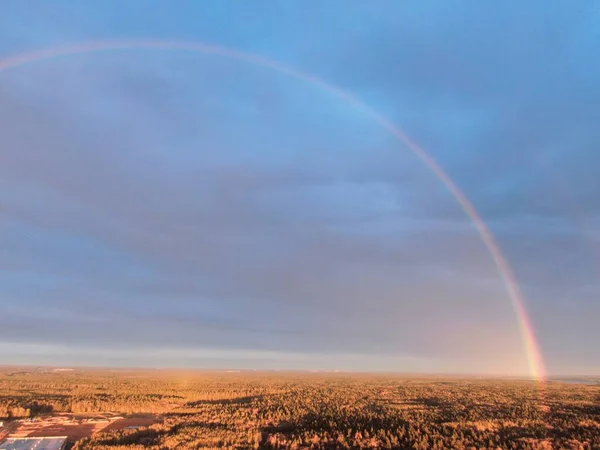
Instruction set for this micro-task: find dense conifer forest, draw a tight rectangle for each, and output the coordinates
[0,368,598,449]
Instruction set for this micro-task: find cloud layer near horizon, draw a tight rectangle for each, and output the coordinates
[0,1,598,375]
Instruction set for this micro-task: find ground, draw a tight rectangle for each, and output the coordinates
[0,368,598,449]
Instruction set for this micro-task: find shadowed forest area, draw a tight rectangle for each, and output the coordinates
[0,369,598,449]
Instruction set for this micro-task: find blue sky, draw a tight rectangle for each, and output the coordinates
[0,1,599,375]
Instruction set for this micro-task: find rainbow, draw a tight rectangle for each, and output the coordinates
[0,40,547,380]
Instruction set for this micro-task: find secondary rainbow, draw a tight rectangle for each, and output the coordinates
[0,40,547,381]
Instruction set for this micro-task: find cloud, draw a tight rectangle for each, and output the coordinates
[0,1,598,374]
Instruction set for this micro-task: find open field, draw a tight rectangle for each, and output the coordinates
[4,413,160,441]
[10,416,108,441]
[0,368,598,449]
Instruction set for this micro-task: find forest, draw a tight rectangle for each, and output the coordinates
[0,368,598,449]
